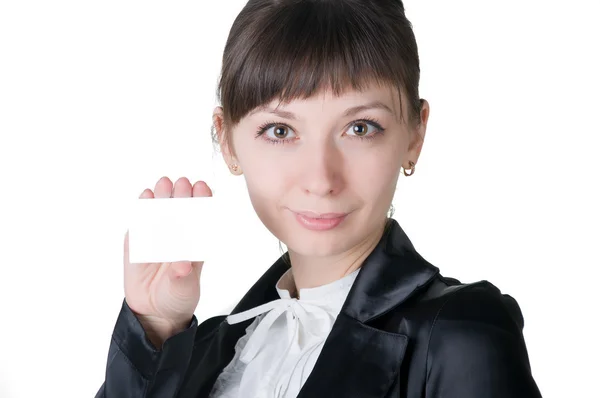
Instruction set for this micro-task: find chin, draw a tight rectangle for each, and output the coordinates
[282,214,361,257]
[286,237,353,258]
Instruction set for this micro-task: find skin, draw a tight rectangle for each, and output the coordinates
[213,82,430,293]
[124,82,429,347]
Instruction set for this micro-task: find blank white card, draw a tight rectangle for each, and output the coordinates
[127,196,220,263]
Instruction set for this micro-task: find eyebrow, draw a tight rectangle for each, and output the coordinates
[248,100,395,120]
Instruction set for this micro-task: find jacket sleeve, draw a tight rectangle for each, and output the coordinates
[94,298,199,398]
[425,281,543,398]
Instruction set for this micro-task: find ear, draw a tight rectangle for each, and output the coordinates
[406,99,429,166]
[213,106,242,175]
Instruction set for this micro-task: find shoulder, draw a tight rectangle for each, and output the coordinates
[403,274,525,334]
[429,278,526,334]
[425,277,527,354]
[423,278,541,396]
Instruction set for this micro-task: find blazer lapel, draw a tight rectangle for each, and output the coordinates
[296,312,409,397]
[183,256,288,398]
[186,218,439,398]
[296,219,439,397]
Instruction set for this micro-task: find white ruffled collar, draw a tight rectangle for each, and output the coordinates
[275,267,361,301]
[225,266,361,364]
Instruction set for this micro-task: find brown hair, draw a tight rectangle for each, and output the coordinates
[211,0,423,156]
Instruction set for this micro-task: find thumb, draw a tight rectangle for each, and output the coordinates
[169,261,193,278]
[167,261,203,289]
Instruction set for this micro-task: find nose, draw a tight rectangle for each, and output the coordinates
[300,141,343,197]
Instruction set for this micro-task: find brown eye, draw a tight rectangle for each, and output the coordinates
[273,125,289,139]
[346,120,382,139]
[352,122,368,136]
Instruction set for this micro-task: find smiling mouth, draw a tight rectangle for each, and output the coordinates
[291,210,349,219]
[287,208,350,231]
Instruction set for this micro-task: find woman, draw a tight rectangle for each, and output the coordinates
[96,0,542,397]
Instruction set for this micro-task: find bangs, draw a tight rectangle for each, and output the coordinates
[218,0,420,127]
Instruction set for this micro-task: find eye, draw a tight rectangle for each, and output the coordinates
[266,125,296,140]
[255,117,385,145]
[255,122,298,145]
[345,119,383,139]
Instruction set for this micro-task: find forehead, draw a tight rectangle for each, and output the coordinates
[249,82,403,117]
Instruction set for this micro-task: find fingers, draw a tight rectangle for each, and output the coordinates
[146,177,211,199]
[154,176,174,198]
[173,177,193,198]
[139,189,154,199]
[192,180,213,197]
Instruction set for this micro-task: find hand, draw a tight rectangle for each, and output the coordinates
[123,176,212,347]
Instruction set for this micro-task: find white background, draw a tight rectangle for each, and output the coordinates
[1,0,598,397]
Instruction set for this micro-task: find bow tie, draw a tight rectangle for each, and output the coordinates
[226,297,336,364]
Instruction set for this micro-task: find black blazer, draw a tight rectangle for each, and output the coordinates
[96,218,542,397]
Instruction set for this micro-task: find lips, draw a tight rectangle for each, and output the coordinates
[291,210,349,231]
[292,210,348,219]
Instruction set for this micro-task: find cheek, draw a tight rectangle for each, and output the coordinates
[243,171,289,240]
[351,150,402,194]
[237,141,293,191]
[242,152,286,191]
[240,155,288,218]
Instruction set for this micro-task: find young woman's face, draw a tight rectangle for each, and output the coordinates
[216,83,427,258]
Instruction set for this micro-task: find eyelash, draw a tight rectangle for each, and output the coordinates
[254,117,386,145]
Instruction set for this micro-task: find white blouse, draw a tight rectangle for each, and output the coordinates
[208,266,361,398]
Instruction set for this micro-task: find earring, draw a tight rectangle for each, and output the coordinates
[387,203,395,218]
[230,164,239,172]
[403,161,415,176]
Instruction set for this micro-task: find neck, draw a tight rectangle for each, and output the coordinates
[286,218,388,291]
